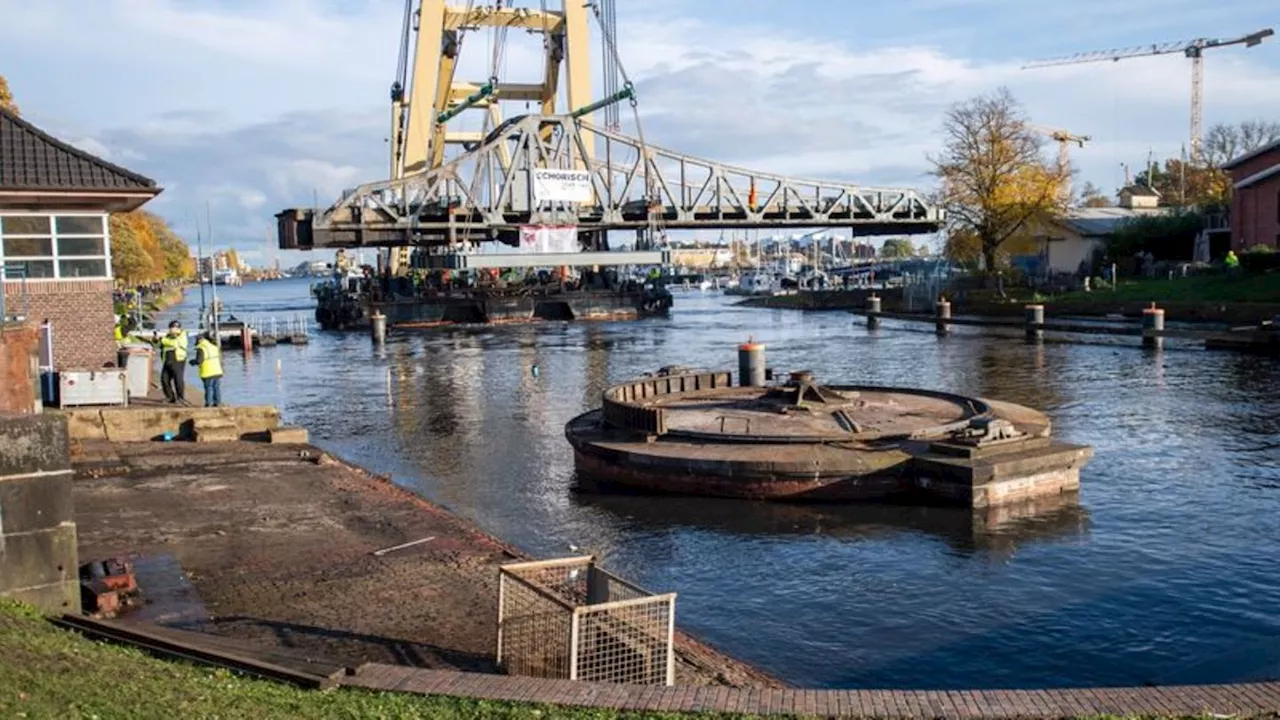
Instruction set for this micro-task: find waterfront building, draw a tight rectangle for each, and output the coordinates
[0,107,161,368]
[1223,139,1280,251]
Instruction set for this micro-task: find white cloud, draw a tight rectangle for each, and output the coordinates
[1,0,1277,264]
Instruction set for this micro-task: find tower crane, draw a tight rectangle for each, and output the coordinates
[1022,28,1274,163]
[1027,124,1090,202]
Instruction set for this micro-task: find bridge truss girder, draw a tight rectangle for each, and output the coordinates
[277,114,943,251]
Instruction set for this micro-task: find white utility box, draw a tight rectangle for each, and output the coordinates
[56,370,128,407]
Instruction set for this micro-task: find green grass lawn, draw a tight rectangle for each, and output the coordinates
[1053,273,1280,306]
[0,601,758,720]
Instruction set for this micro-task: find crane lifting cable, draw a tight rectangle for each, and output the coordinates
[588,0,663,246]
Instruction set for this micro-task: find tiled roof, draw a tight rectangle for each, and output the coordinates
[1223,138,1280,170]
[1119,184,1160,197]
[0,107,158,192]
[1057,206,1171,237]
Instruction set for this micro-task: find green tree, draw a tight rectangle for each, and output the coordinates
[931,88,1068,270]
[1107,210,1205,262]
[879,238,915,258]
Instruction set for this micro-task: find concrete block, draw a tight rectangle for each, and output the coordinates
[0,414,70,476]
[0,522,78,593]
[61,409,108,440]
[2,581,79,615]
[89,406,281,442]
[192,420,240,443]
[0,470,74,534]
[268,426,309,444]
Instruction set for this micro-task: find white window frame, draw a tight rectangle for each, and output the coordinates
[0,211,113,280]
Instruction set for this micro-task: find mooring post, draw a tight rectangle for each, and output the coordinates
[371,311,387,345]
[934,298,951,336]
[1142,302,1164,349]
[738,339,766,387]
[866,294,882,330]
[240,325,252,352]
[1025,304,1045,342]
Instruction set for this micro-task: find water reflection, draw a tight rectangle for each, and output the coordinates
[165,281,1280,690]
[573,492,1090,559]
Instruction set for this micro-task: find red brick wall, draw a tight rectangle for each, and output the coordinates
[1229,146,1280,251]
[0,323,41,413]
[2,280,115,370]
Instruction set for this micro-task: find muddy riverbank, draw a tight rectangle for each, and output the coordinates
[69,439,782,689]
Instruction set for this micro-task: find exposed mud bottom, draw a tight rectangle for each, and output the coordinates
[70,440,781,688]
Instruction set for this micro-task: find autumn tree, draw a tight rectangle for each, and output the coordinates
[943,229,981,266]
[931,88,1068,271]
[0,73,16,115]
[1077,181,1113,208]
[1132,159,1231,209]
[1203,120,1280,167]
[109,211,195,285]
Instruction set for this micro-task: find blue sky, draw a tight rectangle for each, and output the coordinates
[1,0,1277,264]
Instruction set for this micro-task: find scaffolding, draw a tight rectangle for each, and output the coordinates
[497,556,676,686]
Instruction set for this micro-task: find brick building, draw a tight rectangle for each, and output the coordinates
[1223,139,1280,251]
[0,107,161,369]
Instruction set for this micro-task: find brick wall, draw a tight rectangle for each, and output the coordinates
[1229,146,1280,251]
[2,279,115,370]
[0,323,41,413]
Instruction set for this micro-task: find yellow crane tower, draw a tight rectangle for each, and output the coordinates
[382,0,624,275]
[1028,124,1090,202]
[1022,28,1273,163]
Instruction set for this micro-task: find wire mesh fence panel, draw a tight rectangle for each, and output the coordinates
[497,572,574,679]
[499,557,676,685]
[574,595,675,685]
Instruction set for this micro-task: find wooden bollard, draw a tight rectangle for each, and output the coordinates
[867,294,881,330]
[935,299,951,336]
[1142,303,1164,349]
[1025,304,1044,342]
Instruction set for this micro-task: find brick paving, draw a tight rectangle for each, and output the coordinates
[342,663,1280,717]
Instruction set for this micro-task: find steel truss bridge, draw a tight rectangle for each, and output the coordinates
[277,114,943,266]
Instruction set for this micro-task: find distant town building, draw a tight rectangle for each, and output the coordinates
[0,106,161,369]
[1223,139,1280,251]
[1116,184,1161,210]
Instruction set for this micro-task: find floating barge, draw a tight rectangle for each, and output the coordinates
[566,353,1091,507]
[313,281,672,330]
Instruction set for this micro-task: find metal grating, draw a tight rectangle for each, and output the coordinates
[497,556,675,685]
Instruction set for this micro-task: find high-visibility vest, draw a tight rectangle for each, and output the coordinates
[114,324,124,342]
[196,339,223,379]
[159,332,188,362]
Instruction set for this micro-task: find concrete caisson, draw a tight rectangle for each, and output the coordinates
[566,368,1091,508]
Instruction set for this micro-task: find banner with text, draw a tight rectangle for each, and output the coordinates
[519,225,581,254]
[532,169,593,203]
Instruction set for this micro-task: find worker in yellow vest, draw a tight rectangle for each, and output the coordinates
[190,332,224,407]
[157,321,189,404]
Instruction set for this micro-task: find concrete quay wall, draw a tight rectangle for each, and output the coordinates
[0,414,78,614]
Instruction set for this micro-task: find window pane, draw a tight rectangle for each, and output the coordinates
[2,237,53,256]
[3,260,55,278]
[56,215,104,235]
[58,259,108,278]
[57,237,105,256]
[1,215,51,235]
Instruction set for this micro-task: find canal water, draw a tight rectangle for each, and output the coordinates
[166,279,1280,690]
